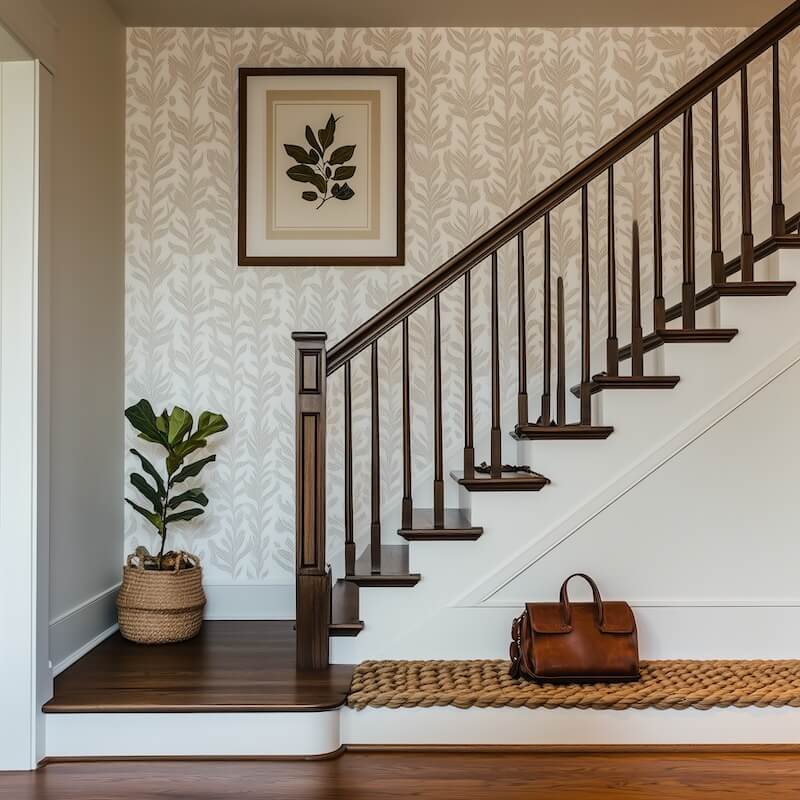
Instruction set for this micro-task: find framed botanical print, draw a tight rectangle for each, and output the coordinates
[238,67,405,266]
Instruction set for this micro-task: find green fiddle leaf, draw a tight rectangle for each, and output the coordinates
[125,498,164,532]
[130,472,162,514]
[196,411,228,440]
[170,454,217,486]
[125,400,166,445]
[130,448,166,498]
[168,406,193,446]
[302,191,318,201]
[167,488,208,510]
[165,508,205,525]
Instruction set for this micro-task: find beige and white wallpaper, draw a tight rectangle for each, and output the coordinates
[126,26,800,592]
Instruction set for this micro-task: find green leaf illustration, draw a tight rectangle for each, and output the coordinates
[318,113,336,150]
[286,164,326,195]
[305,125,322,155]
[334,183,355,201]
[333,165,355,181]
[284,144,316,165]
[285,113,356,208]
[329,145,356,165]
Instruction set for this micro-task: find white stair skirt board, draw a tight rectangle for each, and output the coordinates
[331,249,800,664]
[44,706,800,756]
[45,710,341,759]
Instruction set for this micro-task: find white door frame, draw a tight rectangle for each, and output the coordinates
[0,58,51,772]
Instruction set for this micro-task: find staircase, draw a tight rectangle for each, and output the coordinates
[292,1,800,668]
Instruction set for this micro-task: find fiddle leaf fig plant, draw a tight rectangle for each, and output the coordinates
[125,399,228,568]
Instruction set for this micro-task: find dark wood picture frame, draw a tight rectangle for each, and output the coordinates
[238,67,405,267]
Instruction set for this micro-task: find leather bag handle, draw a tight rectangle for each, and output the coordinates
[559,573,605,629]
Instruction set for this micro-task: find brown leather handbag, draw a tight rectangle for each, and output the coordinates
[509,573,640,684]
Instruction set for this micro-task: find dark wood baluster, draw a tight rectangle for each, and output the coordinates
[463,271,475,479]
[401,319,412,529]
[344,360,354,575]
[741,65,754,282]
[370,340,381,574]
[540,213,552,425]
[517,232,528,427]
[653,131,665,330]
[580,185,592,425]
[710,87,724,285]
[556,276,566,427]
[682,107,696,330]
[433,295,444,527]
[490,251,502,478]
[630,220,644,377]
[773,41,786,236]
[606,165,619,377]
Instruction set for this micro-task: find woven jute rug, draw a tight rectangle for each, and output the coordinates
[347,659,800,711]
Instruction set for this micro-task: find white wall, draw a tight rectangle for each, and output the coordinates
[38,0,126,671]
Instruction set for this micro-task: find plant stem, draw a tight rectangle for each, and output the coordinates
[158,472,169,566]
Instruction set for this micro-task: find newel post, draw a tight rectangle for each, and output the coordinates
[292,331,330,670]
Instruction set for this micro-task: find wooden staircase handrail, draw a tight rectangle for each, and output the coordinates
[326,0,800,376]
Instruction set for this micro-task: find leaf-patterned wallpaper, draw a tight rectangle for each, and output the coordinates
[126,27,800,589]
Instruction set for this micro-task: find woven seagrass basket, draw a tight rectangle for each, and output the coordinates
[117,551,206,644]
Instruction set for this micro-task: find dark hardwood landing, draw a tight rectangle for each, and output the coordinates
[712,280,796,296]
[43,621,354,714]
[450,470,550,492]
[655,328,738,343]
[330,580,363,637]
[512,423,614,440]
[342,544,421,587]
[15,751,800,799]
[398,508,483,541]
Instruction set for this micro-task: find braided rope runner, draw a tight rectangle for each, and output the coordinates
[347,660,800,711]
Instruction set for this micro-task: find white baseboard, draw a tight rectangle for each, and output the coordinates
[203,583,294,620]
[43,704,800,758]
[342,706,800,746]
[49,584,120,675]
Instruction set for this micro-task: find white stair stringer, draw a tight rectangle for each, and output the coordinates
[331,249,800,663]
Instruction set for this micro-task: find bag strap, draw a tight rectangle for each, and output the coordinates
[559,573,605,629]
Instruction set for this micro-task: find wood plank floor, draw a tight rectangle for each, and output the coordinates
[44,620,353,712]
[4,752,800,799]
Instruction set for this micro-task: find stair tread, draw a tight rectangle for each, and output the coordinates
[570,373,681,397]
[343,544,421,587]
[656,328,738,342]
[513,423,614,440]
[451,469,549,492]
[712,280,796,296]
[772,235,800,248]
[398,508,482,540]
[329,580,363,637]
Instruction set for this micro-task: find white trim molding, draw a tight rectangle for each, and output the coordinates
[203,583,294,620]
[49,583,120,675]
